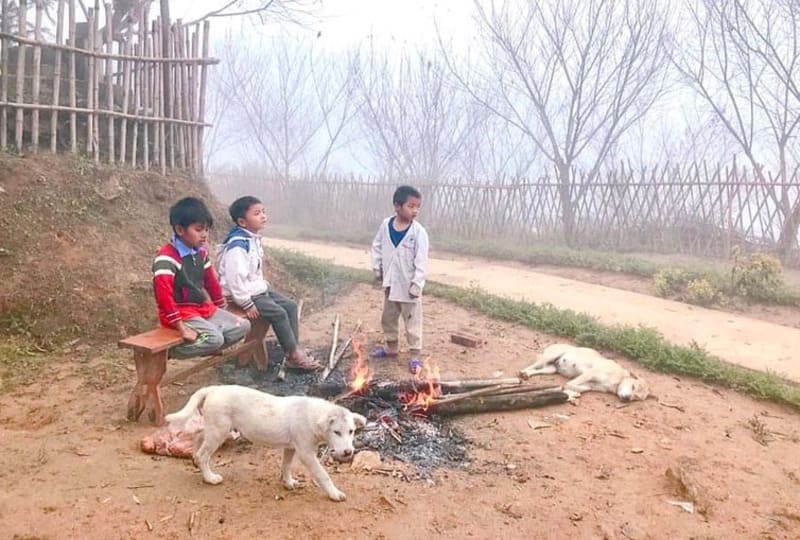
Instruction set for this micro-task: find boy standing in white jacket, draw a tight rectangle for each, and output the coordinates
[370,185,430,357]
[217,196,321,371]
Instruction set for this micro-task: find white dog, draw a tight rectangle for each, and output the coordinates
[519,344,650,402]
[164,385,367,502]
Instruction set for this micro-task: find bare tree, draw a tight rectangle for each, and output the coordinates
[356,47,486,181]
[673,0,800,255]
[211,31,358,178]
[185,0,320,26]
[442,0,673,243]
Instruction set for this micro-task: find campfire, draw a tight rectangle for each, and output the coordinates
[213,320,569,474]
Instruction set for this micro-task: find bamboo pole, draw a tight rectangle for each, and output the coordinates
[68,0,76,153]
[50,0,65,153]
[31,0,42,152]
[166,22,174,170]
[104,2,114,163]
[131,42,139,167]
[0,31,219,64]
[119,41,130,164]
[0,101,213,124]
[0,0,9,149]
[154,18,165,175]
[151,19,159,168]
[190,25,199,173]
[85,7,94,156]
[14,0,27,153]
[173,21,185,169]
[198,20,210,175]
[143,20,150,170]
[91,9,100,162]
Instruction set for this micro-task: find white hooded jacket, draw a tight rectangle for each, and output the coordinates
[370,217,429,303]
[217,226,269,310]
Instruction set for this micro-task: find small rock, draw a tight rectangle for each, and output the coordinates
[505,463,517,471]
[0,185,6,194]
[620,522,644,540]
[351,450,382,471]
[630,447,644,454]
[569,512,583,521]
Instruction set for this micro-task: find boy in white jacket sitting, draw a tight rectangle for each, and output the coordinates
[370,185,430,357]
[217,196,321,371]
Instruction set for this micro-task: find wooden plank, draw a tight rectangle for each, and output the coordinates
[119,327,183,353]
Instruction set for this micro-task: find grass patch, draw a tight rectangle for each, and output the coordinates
[0,337,49,392]
[273,248,800,411]
[267,224,800,308]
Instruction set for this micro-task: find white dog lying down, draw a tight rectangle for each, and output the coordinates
[165,385,367,502]
[519,344,651,402]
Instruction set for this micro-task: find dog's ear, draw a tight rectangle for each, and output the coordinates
[352,413,367,429]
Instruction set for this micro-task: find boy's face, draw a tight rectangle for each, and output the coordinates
[174,223,210,249]
[237,203,268,233]
[394,196,421,223]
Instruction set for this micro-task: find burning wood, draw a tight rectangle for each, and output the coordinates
[313,355,568,417]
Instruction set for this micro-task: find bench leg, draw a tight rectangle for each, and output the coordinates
[127,350,167,425]
[253,338,269,371]
[253,321,271,371]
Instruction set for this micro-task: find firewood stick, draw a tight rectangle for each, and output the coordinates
[276,299,304,381]
[468,385,564,398]
[327,314,340,371]
[427,382,521,407]
[430,390,568,416]
[310,378,542,399]
[321,319,362,381]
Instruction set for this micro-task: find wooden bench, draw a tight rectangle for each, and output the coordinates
[119,306,271,426]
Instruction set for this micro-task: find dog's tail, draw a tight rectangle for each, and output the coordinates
[165,386,213,426]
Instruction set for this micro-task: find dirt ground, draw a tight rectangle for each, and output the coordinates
[266,238,800,383]
[1,284,799,539]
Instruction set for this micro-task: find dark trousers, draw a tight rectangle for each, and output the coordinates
[251,290,299,353]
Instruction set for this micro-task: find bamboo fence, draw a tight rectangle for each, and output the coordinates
[0,0,216,174]
[212,164,800,266]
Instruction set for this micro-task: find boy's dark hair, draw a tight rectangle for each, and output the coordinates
[229,196,262,224]
[393,185,422,206]
[169,197,214,229]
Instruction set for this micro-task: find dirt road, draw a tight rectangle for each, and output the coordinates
[267,237,800,382]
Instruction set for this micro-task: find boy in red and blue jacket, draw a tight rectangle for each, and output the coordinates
[152,197,250,358]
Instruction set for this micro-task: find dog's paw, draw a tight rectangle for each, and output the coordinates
[283,478,302,490]
[564,389,581,404]
[327,488,347,502]
[202,472,224,485]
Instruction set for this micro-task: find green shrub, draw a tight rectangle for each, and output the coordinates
[729,246,784,302]
[685,278,717,306]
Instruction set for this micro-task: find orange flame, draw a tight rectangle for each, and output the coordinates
[401,357,441,412]
[349,337,372,394]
